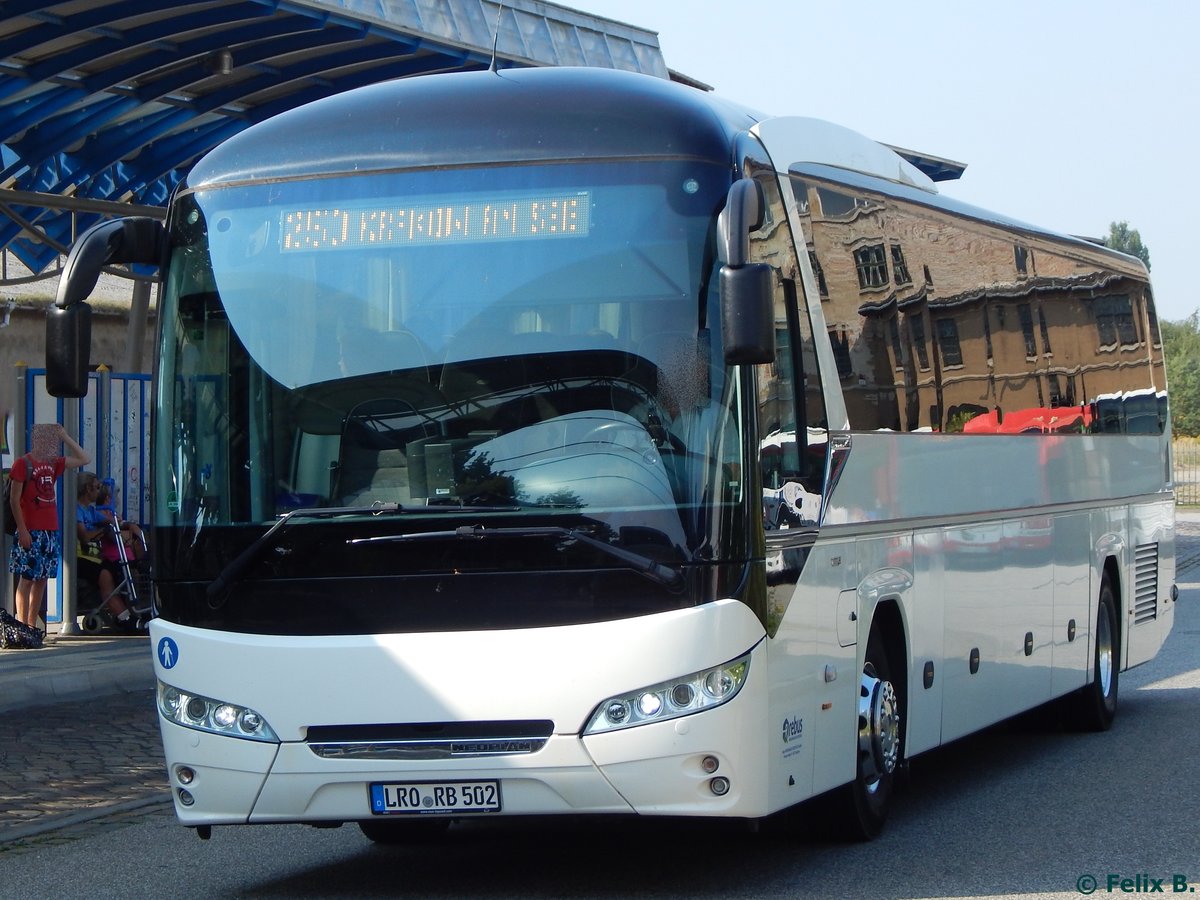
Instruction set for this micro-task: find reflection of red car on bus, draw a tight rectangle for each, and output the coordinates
[963,390,1167,436]
[1007,515,1053,551]
[962,405,1092,434]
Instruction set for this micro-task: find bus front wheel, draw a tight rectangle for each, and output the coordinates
[834,630,902,840]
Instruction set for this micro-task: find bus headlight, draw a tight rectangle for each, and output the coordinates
[157,681,279,743]
[583,654,750,734]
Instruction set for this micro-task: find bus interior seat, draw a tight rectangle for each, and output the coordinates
[332,398,416,505]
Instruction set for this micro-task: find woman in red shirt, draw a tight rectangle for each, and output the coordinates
[8,424,91,628]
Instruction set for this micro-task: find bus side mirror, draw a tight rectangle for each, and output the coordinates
[718,179,775,364]
[46,304,93,398]
[47,216,164,398]
[721,264,775,364]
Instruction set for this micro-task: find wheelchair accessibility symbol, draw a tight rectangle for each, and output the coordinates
[157,637,179,669]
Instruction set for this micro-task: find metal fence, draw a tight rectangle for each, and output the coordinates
[1177,439,1200,507]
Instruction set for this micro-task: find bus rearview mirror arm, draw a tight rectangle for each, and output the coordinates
[47,217,164,398]
[718,179,775,365]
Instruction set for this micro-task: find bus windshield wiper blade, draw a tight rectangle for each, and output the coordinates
[350,525,684,590]
[409,504,523,513]
[206,503,405,607]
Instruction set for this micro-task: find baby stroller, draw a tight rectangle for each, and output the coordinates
[79,516,152,633]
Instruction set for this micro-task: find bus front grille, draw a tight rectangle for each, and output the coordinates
[305,720,554,760]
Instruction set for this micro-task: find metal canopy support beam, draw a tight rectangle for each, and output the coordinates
[0,188,164,219]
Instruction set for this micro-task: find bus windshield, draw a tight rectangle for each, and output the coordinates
[154,159,744,565]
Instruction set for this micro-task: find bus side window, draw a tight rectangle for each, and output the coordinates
[745,165,828,531]
[757,339,822,528]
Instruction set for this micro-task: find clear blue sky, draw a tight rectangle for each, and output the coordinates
[579,0,1199,323]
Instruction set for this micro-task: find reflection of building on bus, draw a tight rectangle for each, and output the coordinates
[791,171,1166,436]
[47,66,1174,847]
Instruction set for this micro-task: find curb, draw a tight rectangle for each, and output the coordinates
[0,636,155,714]
[0,662,155,714]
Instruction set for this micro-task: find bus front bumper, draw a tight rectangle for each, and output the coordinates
[158,694,764,826]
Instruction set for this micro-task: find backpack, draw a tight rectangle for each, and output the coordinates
[2,471,13,536]
[3,454,31,536]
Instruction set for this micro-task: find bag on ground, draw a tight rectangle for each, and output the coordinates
[0,608,44,649]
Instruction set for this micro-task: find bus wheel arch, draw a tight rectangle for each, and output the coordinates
[867,600,908,740]
[1102,555,1124,673]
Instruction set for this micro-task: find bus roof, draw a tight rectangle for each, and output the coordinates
[184,66,963,195]
[185,67,762,190]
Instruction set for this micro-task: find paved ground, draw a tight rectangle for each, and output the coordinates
[0,689,165,846]
[1179,509,1200,572]
[1,511,1198,850]
[0,633,164,847]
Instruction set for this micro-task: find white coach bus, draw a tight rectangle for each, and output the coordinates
[47,66,1176,842]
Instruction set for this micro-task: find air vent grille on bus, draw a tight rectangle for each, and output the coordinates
[1133,542,1159,625]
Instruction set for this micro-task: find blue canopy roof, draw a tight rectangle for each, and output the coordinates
[0,0,669,284]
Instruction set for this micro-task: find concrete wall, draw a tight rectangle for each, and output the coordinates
[2,298,156,460]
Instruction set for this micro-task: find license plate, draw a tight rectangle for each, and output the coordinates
[369,780,501,815]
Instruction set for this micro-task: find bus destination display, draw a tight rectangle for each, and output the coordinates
[281,192,590,251]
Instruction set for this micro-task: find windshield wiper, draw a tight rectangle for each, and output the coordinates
[350,524,684,590]
[206,503,406,608]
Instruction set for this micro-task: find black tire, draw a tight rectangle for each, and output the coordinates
[358,817,452,845]
[1065,576,1119,732]
[833,629,903,840]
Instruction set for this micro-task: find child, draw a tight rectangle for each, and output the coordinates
[8,424,92,628]
[96,480,147,565]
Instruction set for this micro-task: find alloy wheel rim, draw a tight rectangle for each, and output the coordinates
[858,664,900,793]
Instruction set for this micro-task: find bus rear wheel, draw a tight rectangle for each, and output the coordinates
[834,630,902,840]
[1064,576,1119,732]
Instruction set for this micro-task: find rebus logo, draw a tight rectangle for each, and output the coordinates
[781,716,803,743]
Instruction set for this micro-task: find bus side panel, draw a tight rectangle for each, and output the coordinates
[1001,515,1055,712]
[940,516,1053,743]
[764,535,857,810]
[901,528,943,758]
[1050,511,1092,698]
